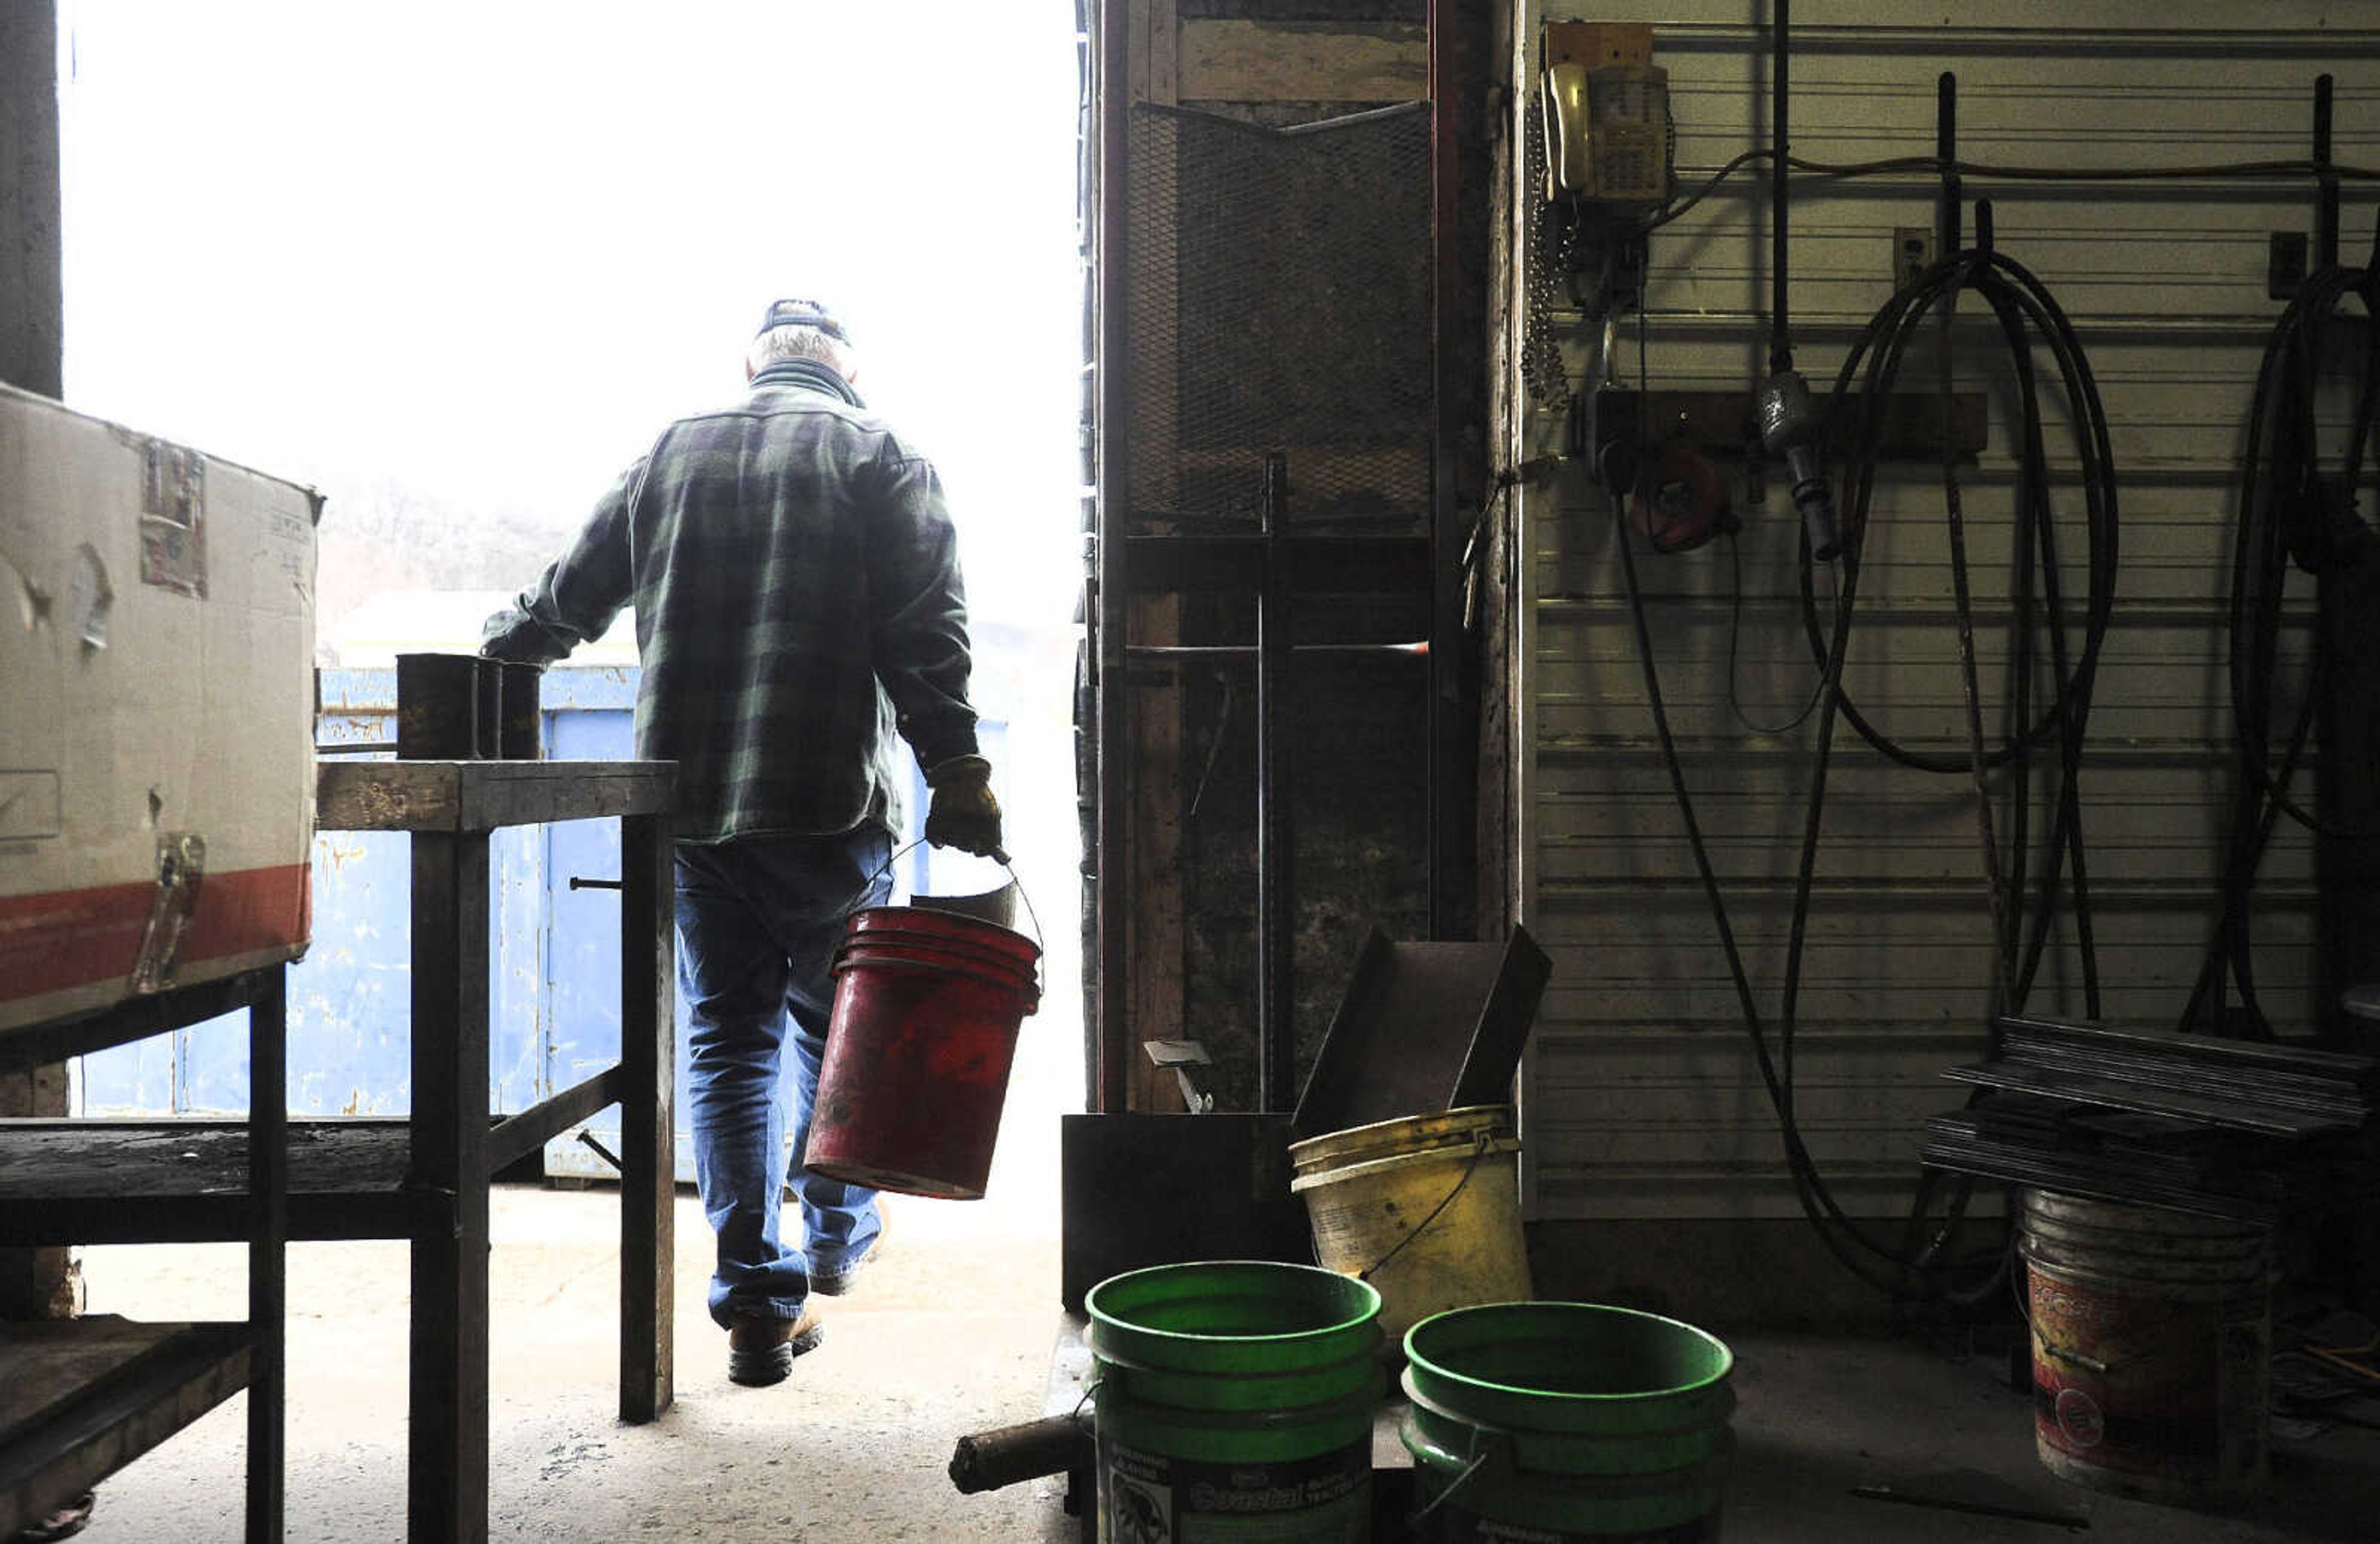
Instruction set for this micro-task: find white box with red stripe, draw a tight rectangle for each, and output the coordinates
[0,382,317,1032]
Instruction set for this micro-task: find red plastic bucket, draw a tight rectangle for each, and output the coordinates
[804,905,1042,1200]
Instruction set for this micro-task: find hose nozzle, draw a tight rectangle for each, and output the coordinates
[1755,369,1842,563]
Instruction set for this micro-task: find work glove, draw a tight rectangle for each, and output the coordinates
[924,755,1006,860]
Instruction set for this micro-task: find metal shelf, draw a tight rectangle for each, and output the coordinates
[0,1069,625,1246]
[0,969,281,1083]
[0,969,287,1540]
[0,1318,254,1537]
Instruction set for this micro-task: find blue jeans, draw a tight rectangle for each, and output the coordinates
[675,825,891,1328]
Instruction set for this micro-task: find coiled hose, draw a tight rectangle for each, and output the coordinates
[1606,216,2118,1300]
[2184,224,2380,1039]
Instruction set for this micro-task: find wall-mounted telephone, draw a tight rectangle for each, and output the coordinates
[1540,22,1672,207]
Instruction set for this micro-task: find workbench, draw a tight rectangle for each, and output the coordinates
[0,757,678,1543]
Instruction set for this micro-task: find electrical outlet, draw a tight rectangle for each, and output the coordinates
[1894,227,1936,291]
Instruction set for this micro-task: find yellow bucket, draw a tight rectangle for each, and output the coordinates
[1288,1105,1532,1343]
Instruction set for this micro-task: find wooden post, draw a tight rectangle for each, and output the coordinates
[408,831,491,1543]
[616,812,674,1423]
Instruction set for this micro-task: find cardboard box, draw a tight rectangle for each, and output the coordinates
[0,383,318,1033]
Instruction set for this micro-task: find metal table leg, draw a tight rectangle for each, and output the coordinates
[245,966,287,1543]
[618,813,674,1423]
[408,829,491,1543]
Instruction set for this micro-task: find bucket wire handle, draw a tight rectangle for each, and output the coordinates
[1406,1423,1502,1527]
[1359,1127,1495,1284]
[866,836,1045,956]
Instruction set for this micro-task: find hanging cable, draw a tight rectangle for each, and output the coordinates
[1723,531,1831,737]
[1605,221,2117,1304]
[1638,151,2380,235]
[1792,235,2119,1020]
[2183,214,2380,1038]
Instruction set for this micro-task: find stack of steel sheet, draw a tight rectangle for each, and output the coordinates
[1946,1016,2376,1138]
[1921,1016,2376,1219]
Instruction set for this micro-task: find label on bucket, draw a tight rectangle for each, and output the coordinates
[2027,1267,2261,1476]
[1098,1436,1368,1543]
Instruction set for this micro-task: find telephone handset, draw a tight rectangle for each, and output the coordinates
[1543,60,1593,199]
[1539,22,1672,207]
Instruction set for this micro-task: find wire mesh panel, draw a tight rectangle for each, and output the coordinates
[1126,102,1432,529]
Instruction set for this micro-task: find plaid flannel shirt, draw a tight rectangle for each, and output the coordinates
[482,375,979,842]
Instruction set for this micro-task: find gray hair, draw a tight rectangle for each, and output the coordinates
[747,323,856,381]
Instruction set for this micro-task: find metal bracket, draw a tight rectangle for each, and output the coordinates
[130,832,208,994]
[1143,1039,1215,1113]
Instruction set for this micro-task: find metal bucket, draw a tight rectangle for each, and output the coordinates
[1289,1106,1532,1344]
[2017,1189,2275,1509]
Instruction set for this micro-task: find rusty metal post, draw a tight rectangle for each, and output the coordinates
[1093,0,1132,1114]
[1256,454,1295,1113]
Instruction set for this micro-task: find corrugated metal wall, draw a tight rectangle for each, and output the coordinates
[1512,4,2379,1220]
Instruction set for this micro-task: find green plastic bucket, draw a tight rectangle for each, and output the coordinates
[1086,1260,1384,1542]
[1401,1303,1736,1542]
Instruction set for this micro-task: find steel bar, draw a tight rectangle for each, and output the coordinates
[1122,532,1429,594]
[2316,74,2340,270]
[0,968,278,1077]
[1937,72,1959,262]
[1649,22,2380,58]
[484,1067,622,1175]
[617,812,674,1424]
[1426,0,1473,942]
[1094,0,1130,1116]
[406,829,490,1543]
[244,966,286,1543]
[1256,453,1296,1113]
[1125,643,1424,660]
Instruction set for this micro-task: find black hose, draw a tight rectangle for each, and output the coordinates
[1608,224,2118,1304]
[2186,232,2380,1037]
[1794,245,2118,1023]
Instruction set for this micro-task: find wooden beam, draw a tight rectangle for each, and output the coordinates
[1178,20,1426,104]
[1129,0,1176,105]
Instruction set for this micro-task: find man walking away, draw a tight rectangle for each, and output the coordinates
[483,299,1003,1386]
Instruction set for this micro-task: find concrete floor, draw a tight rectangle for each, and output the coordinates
[74,1184,1078,1542]
[63,1180,2380,1542]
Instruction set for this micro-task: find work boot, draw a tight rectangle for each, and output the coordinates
[809,1204,889,1298]
[726,1308,825,1387]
